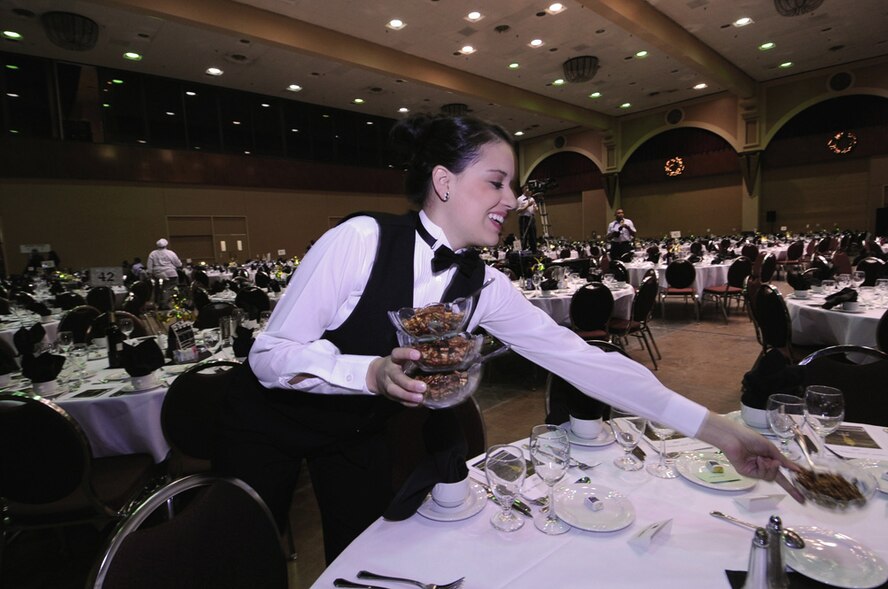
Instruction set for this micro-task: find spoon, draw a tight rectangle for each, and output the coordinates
[791,424,818,471]
[710,511,805,549]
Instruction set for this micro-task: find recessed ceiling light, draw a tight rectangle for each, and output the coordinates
[546,3,566,15]
[205,67,224,76]
[460,45,476,55]
[465,11,483,22]
[508,62,520,69]
[112,79,124,85]
[137,139,147,144]
[102,103,110,108]
[286,84,302,92]
[620,102,632,109]
[6,93,19,98]
[353,98,365,104]
[185,91,197,96]
[515,130,525,136]
[260,103,270,108]
[779,61,793,68]
[635,50,649,58]
[552,79,565,86]
[759,42,776,51]
[6,64,19,70]
[9,129,19,134]
[165,111,175,116]
[693,83,708,90]
[398,107,409,113]
[244,151,251,155]
[589,91,602,98]
[2,31,23,40]
[123,52,142,61]
[386,19,405,30]
[322,114,330,118]
[732,17,754,27]
[529,39,545,48]
[232,120,241,125]
[194,146,201,150]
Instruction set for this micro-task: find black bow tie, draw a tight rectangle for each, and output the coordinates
[432,246,478,276]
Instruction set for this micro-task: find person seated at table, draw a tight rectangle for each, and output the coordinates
[215,113,802,565]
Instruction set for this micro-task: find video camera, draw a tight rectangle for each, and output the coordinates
[524,178,558,196]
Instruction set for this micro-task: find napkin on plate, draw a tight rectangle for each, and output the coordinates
[709,255,723,265]
[21,351,65,383]
[49,282,65,295]
[26,300,53,317]
[13,323,46,357]
[687,254,702,264]
[540,278,558,291]
[267,279,282,293]
[232,325,255,358]
[786,270,811,290]
[645,251,660,264]
[384,409,469,521]
[740,348,802,410]
[822,287,857,309]
[0,345,19,375]
[121,338,165,377]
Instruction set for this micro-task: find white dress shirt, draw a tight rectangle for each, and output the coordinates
[607,219,636,243]
[249,211,707,437]
[146,248,182,279]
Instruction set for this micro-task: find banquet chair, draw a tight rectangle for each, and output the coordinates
[607,274,661,368]
[659,259,699,320]
[129,280,153,303]
[740,243,759,261]
[194,302,236,330]
[0,297,9,315]
[58,305,102,343]
[831,250,852,277]
[798,345,888,426]
[191,285,210,313]
[0,392,159,579]
[191,269,210,289]
[609,260,629,283]
[568,282,614,342]
[55,291,87,311]
[689,241,704,256]
[253,271,271,289]
[619,251,635,263]
[816,236,834,254]
[748,284,819,362]
[121,293,148,316]
[777,240,805,278]
[701,256,752,321]
[86,286,115,313]
[759,253,777,283]
[598,253,610,275]
[235,287,270,320]
[86,475,287,589]
[545,339,629,423]
[856,257,886,286]
[809,254,833,279]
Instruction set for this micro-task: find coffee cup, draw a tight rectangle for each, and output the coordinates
[842,301,860,312]
[569,415,604,439]
[793,289,809,299]
[32,379,58,396]
[131,371,160,390]
[431,476,469,508]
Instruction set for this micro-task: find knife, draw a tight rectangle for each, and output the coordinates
[480,483,532,517]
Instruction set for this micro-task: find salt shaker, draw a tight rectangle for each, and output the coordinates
[741,528,770,589]
[766,515,790,589]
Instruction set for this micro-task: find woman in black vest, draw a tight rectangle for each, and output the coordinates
[217,114,801,563]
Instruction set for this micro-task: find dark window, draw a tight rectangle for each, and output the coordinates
[183,84,221,151]
[99,68,146,144]
[252,95,283,156]
[144,76,186,149]
[1,52,53,138]
[220,90,252,154]
[283,101,312,159]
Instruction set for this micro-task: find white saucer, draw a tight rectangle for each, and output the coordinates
[835,308,865,314]
[119,380,164,393]
[416,482,486,522]
[784,526,888,588]
[724,410,772,436]
[553,483,635,532]
[561,422,616,447]
[674,451,757,492]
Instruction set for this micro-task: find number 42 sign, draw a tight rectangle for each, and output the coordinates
[90,267,124,287]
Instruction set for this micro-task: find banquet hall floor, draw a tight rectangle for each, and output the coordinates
[4,286,771,589]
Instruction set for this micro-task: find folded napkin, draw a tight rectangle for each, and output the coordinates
[540,278,558,291]
[740,348,802,410]
[725,570,888,589]
[645,252,660,264]
[822,287,857,310]
[267,279,282,293]
[0,345,19,375]
[232,325,255,358]
[384,409,469,521]
[546,374,609,424]
[786,270,810,291]
[687,254,702,264]
[21,351,65,383]
[709,255,723,265]
[14,323,46,357]
[26,300,52,317]
[121,338,165,377]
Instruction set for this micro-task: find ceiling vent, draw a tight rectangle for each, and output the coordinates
[554,136,566,148]
[828,72,854,92]
[41,11,99,51]
[773,0,824,16]
[666,108,685,125]
[562,56,599,83]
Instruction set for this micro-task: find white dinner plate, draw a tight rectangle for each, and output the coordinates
[785,526,888,589]
[849,459,888,494]
[118,380,165,393]
[553,483,634,532]
[103,370,130,381]
[834,308,866,314]
[674,451,757,492]
[561,422,616,447]
[416,482,486,522]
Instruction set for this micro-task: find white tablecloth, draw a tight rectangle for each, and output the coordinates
[523,284,635,326]
[313,421,888,589]
[627,262,729,297]
[0,317,59,352]
[785,295,883,348]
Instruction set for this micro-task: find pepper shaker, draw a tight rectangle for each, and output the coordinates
[766,515,790,589]
[742,528,771,589]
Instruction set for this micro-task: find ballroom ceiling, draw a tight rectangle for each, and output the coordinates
[1,0,886,139]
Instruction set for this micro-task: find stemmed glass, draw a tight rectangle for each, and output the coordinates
[875,279,888,307]
[528,424,571,535]
[646,421,677,478]
[836,273,851,291]
[485,444,527,532]
[610,407,648,471]
[531,271,543,292]
[56,331,74,356]
[766,393,804,461]
[67,344,89,389]
[821,279,836,293]
[119,317,134,341]
[804,385,844,457]
[850,271,865,291]
[202,328,221,354]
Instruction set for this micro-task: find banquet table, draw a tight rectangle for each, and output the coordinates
[784,293,884,348]
[626,261,729,298]
[312,419,888,589]
[522,283,635,326]
[0,316,60,352]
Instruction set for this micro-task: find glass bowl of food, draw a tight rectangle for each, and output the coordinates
[388,298,474,337]
[406,362,483,409]
[396,332,485,373]
[789,459,877,510]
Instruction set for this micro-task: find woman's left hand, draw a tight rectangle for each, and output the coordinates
[367,347,426,407]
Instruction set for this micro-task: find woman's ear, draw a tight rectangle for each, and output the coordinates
[431,165,451,202]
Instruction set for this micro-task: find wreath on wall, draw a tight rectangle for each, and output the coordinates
[664,156,685,177]
[827,131,857,155]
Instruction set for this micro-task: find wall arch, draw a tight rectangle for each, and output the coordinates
[763,88,888,146]
[522,146,602,185]
[620,121,740,169]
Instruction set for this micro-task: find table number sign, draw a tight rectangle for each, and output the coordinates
[669,231,682,239]
[277,249,287,256]
[90,267,124,287]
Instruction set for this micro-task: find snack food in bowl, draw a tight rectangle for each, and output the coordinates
[396,332,485,372]
[388,299,474,337]
[789,460,877,510]
[406,362,483,409]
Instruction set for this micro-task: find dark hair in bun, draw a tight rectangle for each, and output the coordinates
[390,114,512,206]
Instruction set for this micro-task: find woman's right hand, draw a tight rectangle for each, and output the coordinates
[367,347,426,407]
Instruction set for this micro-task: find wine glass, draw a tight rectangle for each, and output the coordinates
[202,328,221,353]
[259,310,273,329]
[67,344,89,389]
[820,279,836,293]
[56,331,74,356]
[646,421,677,478]
[119,317,134,341]
[609,407,648,471]
[766,393,804,460]
[528,424,571,535]
[531,271,543,292]
[875,279,888,307]
[850,271,865,290]
[836,273,851,290]
[485,444,526,532]
[804,385,844,457]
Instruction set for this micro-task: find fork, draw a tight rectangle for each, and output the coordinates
[357,569,465,589]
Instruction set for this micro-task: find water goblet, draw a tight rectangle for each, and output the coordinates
[57,331,74,356]
[646,421,677,478]
[118,317,134,341]
[850,271,865,290]
[67,344,89,388]
[804,385,844,457]
[529,424,571,535]
[875,279,888,307]
[766,393,804,461]
[858,286,875,309]
[259,310,273,329]
[485,444,526,532]
[531,271,543,292]
[609,407,648,471]
[836,274,851,290]
[202,328,221,354]
[820,279,836,293]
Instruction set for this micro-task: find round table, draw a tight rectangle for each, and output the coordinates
[626,261,729,298]
[785,293,884,348]
[520,283,635,326]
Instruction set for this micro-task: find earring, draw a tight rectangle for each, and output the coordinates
[441,191,450,202]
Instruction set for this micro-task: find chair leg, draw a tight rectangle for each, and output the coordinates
[644,325,661,359]
[719,294,728,322]
[639,330,658,370]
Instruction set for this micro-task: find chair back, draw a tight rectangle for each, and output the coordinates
[740,243,759,261]
[0,297,9,315]
[569,283,614,333]
[856,257,886,287]
[253,271,271,288]
[664,259,695,289]
[817,236,833,253]
[55,291,87,311]
[752,284,791,352]
[129,280,153,302]
[608,260,628,283]
[598,253,610,275]
[58,305,102,343]
[234,287,270,320]
[86,287,115,313]
[690,241,704,256]
[88,475,287,589]
[727,256,753,288]
[759,253,777,283]
[831,250,852,276]
[798,346,888,426]
[191,269,210,289]
[785,240,804,261]
[632,274,659,322]
[194,302,236,330]
[121,293,146,316]
[619,251,634,263]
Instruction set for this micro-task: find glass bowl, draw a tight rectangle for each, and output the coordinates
[388,298,474,337]
[396,332,485,373]
[406,362,483,409]
[789,459,877,510]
